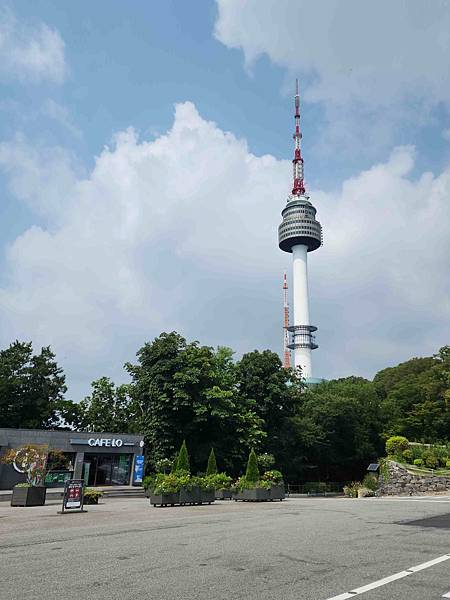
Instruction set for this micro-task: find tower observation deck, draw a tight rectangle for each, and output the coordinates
[278,81,322,380]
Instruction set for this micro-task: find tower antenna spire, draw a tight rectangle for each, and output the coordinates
[283,272,291,369]
[292,78,305,196]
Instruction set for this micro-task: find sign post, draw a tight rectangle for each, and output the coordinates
[133,455,145,485]
[58,479,87,514]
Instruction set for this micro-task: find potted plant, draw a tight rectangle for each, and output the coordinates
[149,473,181,506]
[212,473,233,500]
[233,451,285,502]
[83,488,104,505]
[233,450,270,501]
[2,445,49,507]
[262,470,285,501]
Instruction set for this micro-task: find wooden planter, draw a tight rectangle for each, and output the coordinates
[233,488,270,502]
[268,485,285,501]
[11,486,46,507]
[215,489,232,500]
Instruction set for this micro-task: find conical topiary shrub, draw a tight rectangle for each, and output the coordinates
[206,448,218,476]
[245,449,259,483]
[177,440,190,474]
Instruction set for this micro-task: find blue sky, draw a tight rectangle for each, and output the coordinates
[0,1,449,400]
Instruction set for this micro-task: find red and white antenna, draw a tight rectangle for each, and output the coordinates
[283,272,291,369]
[292,79,305,196]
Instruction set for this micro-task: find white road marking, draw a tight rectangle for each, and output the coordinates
[325,553,450,600]
[442,592,450,598]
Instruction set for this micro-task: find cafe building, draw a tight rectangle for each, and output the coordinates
[0,428,145,490]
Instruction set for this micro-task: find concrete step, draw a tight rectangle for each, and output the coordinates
[0,486,144,502]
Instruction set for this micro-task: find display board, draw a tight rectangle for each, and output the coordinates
[59,479,86,514]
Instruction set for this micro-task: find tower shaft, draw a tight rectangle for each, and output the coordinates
[283,273,291,369]
[292,244,312,377]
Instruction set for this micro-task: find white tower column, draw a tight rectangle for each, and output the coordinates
[292,244,312,378]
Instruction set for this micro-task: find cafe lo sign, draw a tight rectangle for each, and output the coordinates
[88,438,123,447]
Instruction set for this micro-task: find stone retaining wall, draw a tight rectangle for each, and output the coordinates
[378,461,450,496]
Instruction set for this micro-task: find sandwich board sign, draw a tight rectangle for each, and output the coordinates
[59,479,86,514]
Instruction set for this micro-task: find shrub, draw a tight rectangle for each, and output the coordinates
[343,482,360,498]
[413,458,424,467]
[385,436,409,457]
[14,483,32,488]
[177,441,190,474]
[153,473,182,495]
[438,455,449,468]
[422,451,438,469]
[208,472,232,490]
[261,470,284,485]
[362,474,378,492]
[357,487,375,498]
[245,449,260,483]
[142,475,155,491]
[206,448,218,476]
[402,449,413,463]
[84,488,103,500]
[446,460,450,468]
[233,476,253,492]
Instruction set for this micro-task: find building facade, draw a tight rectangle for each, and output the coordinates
[0,428,144,490]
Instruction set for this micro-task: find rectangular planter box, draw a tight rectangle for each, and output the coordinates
[215,489,232,500]
[179,486,201,504]
[201,490,215,504]
[11,486,46,507]
[149,492,179,506]
[233,488,270,501]
[269,485,285,501]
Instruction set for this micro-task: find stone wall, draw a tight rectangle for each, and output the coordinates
[378,461,450,496]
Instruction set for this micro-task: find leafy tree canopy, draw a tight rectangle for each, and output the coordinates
[0,341,67,429]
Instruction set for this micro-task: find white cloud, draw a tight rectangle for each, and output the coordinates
[0,8,66,83]
[215,0,450,108]
[0,103,448,398]
[214,0,450,158]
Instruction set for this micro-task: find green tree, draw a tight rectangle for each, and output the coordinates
[126,333,264,474]
[236,349,303,474]
[245,449,260,483]
[77,377,137,433]
[0,341,68,429]
[206,448,218,475]
[292,377,383,481]
[177,440,190,473]
[375,350,450,441]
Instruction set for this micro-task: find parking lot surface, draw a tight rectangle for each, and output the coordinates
[0,495,449,600]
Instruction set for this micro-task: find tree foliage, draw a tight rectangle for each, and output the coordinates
[1,334,448,484]
[0,341,67,429]
[76,377,137,433]
[177,440,190,473]
[245,449,260,483]
[206,448,218,475]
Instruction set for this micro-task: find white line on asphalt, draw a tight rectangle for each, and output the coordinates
[325,553,450,600]
[442,592,450,598]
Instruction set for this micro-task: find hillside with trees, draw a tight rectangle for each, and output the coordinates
[0,334,448,482]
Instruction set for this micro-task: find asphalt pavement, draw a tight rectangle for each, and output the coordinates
[0,495,449,600]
